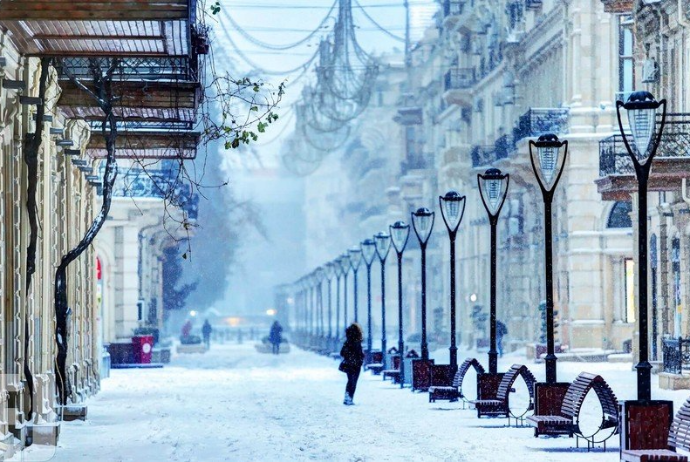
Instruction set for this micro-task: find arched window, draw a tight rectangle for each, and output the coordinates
[607,201,632,228]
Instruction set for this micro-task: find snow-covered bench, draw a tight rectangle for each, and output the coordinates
[470,364,536,422]
[428,358,485,404]
[527,372,618,449]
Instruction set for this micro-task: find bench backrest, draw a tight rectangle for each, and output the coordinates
[560,372,619,424]
[496,364,537,402]
[669,397,690,452]
[430,364,457,387]
[455,358,485,388]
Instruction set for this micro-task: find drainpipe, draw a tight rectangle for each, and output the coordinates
[682,178,690,206]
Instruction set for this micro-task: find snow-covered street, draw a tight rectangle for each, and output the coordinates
[17,343,690,462]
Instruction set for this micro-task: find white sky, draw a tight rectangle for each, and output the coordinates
[212,0,438,168]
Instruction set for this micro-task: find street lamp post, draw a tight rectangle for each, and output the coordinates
[411,207,435,361]
[529,134,568,384]
[390,220,410,387]
[339,254,351,329]
[375,231,392,369]
[315,267,325,350]
[361,238,378,361]
[325,263,335,351]
[477,171,509,375]
[439,191,467,371]
[334,259,343,342]
[616,91,667,400]
[348,247,363,323]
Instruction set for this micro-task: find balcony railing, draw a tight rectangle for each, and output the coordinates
[663,337,690,374]
[56,56,198,82]
[106,167,199,219]
[599,113,690,177]
[443,0,463,17]
[444,68,475,92]
[513,108,569,143]
[471,145,496,168]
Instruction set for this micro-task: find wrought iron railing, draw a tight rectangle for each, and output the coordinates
[87,120,196,132]
[56,56,198,82]
[599,113,690,176]
[471,145,496,168]
[513,108,569,143]
[104,167,199,220]
[663,337,690,374]
[599,134,633,176]
[443,0,463,16]
[494,134,515,161]
[444,67,475,92]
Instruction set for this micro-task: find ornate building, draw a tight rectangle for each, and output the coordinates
[0,0,203,455]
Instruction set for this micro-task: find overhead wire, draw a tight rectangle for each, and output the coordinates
[220,1,338,51]
[352,0,405,42]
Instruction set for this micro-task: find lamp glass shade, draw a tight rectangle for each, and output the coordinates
[412,208,434,244]
[626,107,656,164]
[361,239,377,265]
[338,254,351,274]
[374,232,391,260]
[440,191,465,231]
[530,135,566,192]
[324,262,335,280]
[348,248,363,270]
[390,221,410,253]
[478,169,508,216]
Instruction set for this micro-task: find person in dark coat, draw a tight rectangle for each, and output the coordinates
[340,323,365,405]
[496,320,508,358]
[202,320,213,349]
[269,321,283,354]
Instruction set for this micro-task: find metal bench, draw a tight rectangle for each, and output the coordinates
[382,355,402,382]
[621,398,690,461]
[527,372,619,450]
[428,358,485,404]
[471,364,537,423]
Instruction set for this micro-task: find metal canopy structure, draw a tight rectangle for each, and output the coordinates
[0,0,203,160]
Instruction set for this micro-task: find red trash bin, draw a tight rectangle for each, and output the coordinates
[132,335,154,364]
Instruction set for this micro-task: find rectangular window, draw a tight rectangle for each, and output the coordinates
[625,258,636,323]
[619,16,634,97]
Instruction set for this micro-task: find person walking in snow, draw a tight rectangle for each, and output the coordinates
[202,320,213,349]
[339,323,365,405]
[269,321,283,354]
[496,320,508,358]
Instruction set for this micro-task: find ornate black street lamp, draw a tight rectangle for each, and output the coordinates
[334,258,343,342]
[361,238,377,360]
[325,262,335,350]
[339,253,351,328]
[390,220,410,387]
[530,134,568,384]
[411,207,435,361]
[477,171,509,374]
[375,231,392,368]
[617,91,666,400]
[439,191,467,370]
[348,247,363,323]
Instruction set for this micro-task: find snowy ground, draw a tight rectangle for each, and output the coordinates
[13,342,690,461]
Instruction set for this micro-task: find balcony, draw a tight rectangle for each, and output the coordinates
[596,113,690,200]
[443,68,475,107]
[471,145,497,168]
[108,166,199,220]
[513,108,569,144]
[600,0,633,13]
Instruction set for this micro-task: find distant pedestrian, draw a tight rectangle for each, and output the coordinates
[496,320,508,358]
[269,321,283,354]
[202,320,213,349]
[339,323,365,405]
